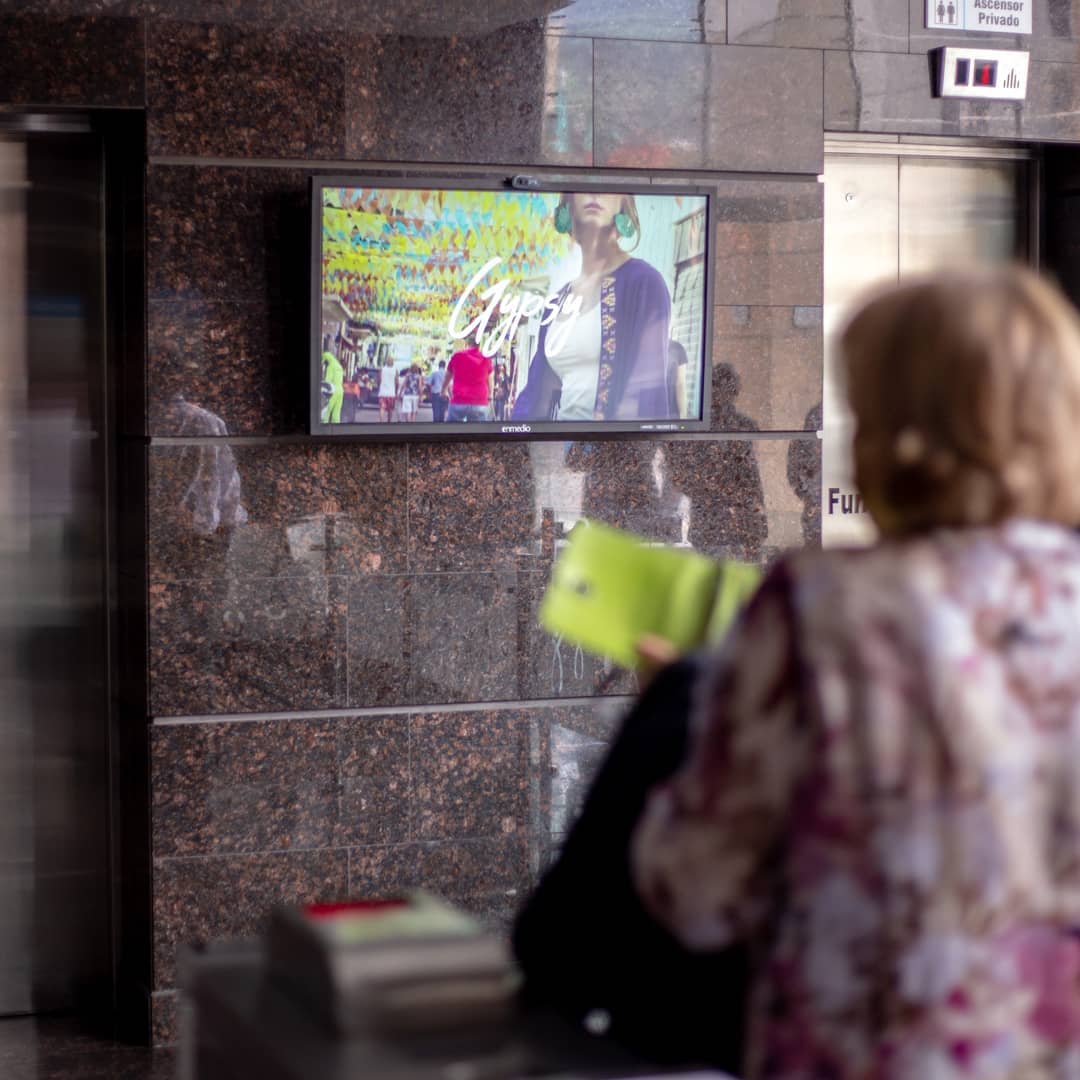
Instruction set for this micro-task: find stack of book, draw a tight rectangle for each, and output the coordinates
[265,891,520,1037]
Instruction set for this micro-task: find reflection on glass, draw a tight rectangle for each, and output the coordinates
[823,149,1028,550]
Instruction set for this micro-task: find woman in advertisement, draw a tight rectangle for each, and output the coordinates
[511,193,673,423]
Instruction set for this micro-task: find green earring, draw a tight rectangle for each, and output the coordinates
[613,211,635,238]
[554,203,572,234]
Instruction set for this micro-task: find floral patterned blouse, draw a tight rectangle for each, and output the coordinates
[633,521,1080,1080]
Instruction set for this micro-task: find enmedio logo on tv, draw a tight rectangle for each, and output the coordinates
[501,424,532,433]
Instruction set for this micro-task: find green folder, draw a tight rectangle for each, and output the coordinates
[539,519,761,670]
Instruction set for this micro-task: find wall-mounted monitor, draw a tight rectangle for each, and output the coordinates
[310,174,714,438]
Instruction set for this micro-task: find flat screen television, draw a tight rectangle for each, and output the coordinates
[310,174,714,438]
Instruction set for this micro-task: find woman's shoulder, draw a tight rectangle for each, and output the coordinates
[613,256,667,288]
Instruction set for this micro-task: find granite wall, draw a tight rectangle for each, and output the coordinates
[8,0,1080,1045]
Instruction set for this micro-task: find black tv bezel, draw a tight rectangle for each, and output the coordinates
[309,172,715,441]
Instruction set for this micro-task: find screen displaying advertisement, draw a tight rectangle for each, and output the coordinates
[311,177,713,437]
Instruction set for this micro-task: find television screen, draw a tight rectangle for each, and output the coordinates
[310,176,713,438]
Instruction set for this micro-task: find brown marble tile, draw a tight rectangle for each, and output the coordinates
[712,179,824,309]
[148,443,409,582]
[146,165,311,306]
[342,27,592,167]
[149,577,347,716]
[147,300,306,437]
[408,572,520,705]
[730,0,907,51]
[153,850,348,988]
[711,306,823,432]
[151,719,338,857]
[348,835,530,931]
[0,1022,174,1080]
[547,713,614,836]
[519,569,638,701]
[537,34,594,166]
[406,442,539,572]
[149,991,177,1048]
[146,20,348,158]
[555,439,691,543]
[546,436,819,565]
[412,710,530,840]
[345,576,410,709]
[546,0,725,41]
[334,715,411,846]
[785,423,822,548]
[595,41,823,173]
[0,14,144,107]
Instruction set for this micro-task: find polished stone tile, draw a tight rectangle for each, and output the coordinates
[711,306,823,432]
[520,568,638,700]
[345,576,410,708]
[408,572,520,705]
[148,443,409,582]
[406,443,540,572]
[412,711,530,840]
[146,165,310,306]
[149,991,176,1049]
[334,715,412,846]
[343,27,593,166]
[542,436,818,562]
[663,439,771,563]
[149,577,347,716]
[147,300,306,437]
[147,20,348,157]
[545,0,726,42]
[909,0,1080,62]
[538,34,594,166]
[826,50,1080,143]
[712,179,824,309]
[595,41,823,173]
[547,715,613,836]
[557,439,686,542]
[786,423,822,548]
[0,1012,175,1080]
[348,835,530,931]
[1027,0,1080,61]
[730,0,908,51]
[0,14,144,107]
[152,850,348,987]
[151,719,338,857]
[4,1,145,11]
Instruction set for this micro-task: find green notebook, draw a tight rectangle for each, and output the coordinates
[539,519,761,669]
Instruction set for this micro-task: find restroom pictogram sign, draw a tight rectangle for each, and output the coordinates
[926,0,1031,34]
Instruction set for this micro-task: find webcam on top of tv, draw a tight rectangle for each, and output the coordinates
[509,174,541,190]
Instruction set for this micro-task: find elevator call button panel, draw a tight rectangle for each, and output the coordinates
[933,46,1029,100]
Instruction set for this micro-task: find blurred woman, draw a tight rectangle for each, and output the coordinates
[511,192,672,422]
[398,363,422,422]
[376,356,397,423]
[633,266,1080,1079]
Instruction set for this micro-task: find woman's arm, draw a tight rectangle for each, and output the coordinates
[632,563,808,950]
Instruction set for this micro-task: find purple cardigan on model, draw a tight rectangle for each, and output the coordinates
[511,257,673,422]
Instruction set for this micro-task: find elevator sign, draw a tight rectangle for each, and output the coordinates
[926,0,1032,35]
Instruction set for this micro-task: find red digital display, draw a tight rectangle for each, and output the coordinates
[304,898,410,919]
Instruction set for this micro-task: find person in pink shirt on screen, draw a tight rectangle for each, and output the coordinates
[442,342,493,422]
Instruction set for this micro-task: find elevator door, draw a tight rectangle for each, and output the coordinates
[0,123,112,1016]
[822,142,1034,547]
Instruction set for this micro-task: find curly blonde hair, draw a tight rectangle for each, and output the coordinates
[840,265,1080,535]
